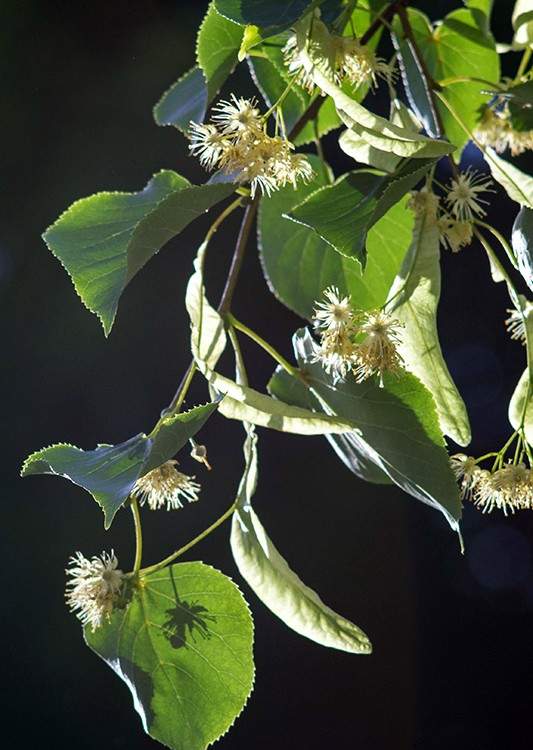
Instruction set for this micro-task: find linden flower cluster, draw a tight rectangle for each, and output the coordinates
[409,170,494,254]
[475,105,533,157]
[132,459,200,511]
[451,455,533,515]
[284,31,392,94]
[505,308,527,344]
[189,95,313,198]
[66,550,124,630]
[313,287,403,384]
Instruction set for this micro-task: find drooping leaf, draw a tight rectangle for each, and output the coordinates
[269,366,391,484]
[21,403,218,528]
[485,147,533,208]
[259,155,414,318]
[291,329,462,529]
[196,2,244,99]
[215,0,314,37]
[42,171,235,334]
[512,206,533,292]
[287,159,435,266]
[395,8,500,151]
[185,242,358,435]
[386,209,471,445]
[230,425,372,652]
[86,562,254,750]
[153,67,209,131]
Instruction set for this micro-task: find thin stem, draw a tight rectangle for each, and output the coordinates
[263,76,297,121]
[139,500,238,577]
[130,497,143,574]
[218,201,258,314]
[474,219,518,269]
[226,312,299,376]
[170,361,197,415]
[515,47,532,82]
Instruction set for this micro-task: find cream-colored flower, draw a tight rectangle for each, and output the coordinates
[445,168,494,222]
[312,327,356,381]
[66,550,123,631]
[450,453,480,500]
[283,33,317,93]
[475,105,533,157]
[352,310,403,383]
[337,37,392,88]
[505,308,527,344]
[408,189,440,221]
[313,286,354,332]
[438,216,474,253]
[472,465,530,515]
[132,460,200,510]
[212,94,261,137]
[190,97,313,197]
[188,122,229,170]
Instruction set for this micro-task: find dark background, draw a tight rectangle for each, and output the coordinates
[3,1,533,748]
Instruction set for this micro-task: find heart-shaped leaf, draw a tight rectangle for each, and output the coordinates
[86,562,254,750]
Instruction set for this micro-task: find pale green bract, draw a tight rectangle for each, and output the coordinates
[185,241,359,435]
[85,562,255,750]
[485,148,533,208]
[509,300,533,446]
[230,426,372,653]
[386,210,471,446]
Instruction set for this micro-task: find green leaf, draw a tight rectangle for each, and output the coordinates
[153,67,209,132]
[269,367,391,484]
[231,426,372,652]
[512,206,533,292]
[154,4,242,132]
[292,329,462,529]
[196,3,243,99]
[465,0,494,32]
[215,0,314,36]
[396,8,500,151]
[185,239,359,435]
[259,155,414,318]
[287,159,435,266]
[86,562,254,750]
[21,403,218,528]
[43,171,235,334]
[386,210,471,445]
[484,148,533,208]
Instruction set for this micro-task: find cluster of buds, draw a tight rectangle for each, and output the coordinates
[409,169,494,253]
[475,104,533,157]
[189,95,313,198]
[65,551,124,630]
[451,454,533,515]
[312,287,403,384]
[284,28,393,94]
